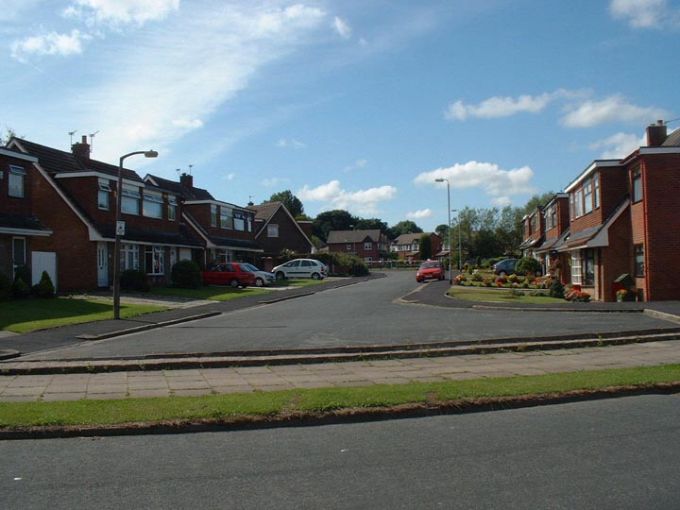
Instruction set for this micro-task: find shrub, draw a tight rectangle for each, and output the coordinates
[120,269,150,292]
[32,271,55,298]
[454,274,466,285]
[171,260,202,288]
[0,272,11,301]
[516,257,542,276]
[549,279,565,299]
[471,271,483,282]
[507,274,519,283]
[565,289,591,302]
[495,276,507,286]
[11,277,31,299]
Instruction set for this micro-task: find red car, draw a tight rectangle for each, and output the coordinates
[416,260,445,282]
[202,262,257,288]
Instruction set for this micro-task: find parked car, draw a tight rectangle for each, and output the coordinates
[272,259,328,280]
[240,263,276,287]
[492,258,518,275]
[202,262,256,288]
[416,260,445,282]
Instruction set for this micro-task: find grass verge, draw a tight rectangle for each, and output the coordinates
[149,286,270,301]
[449,286,566,304]
[0,298,167,334]
[1,364,678,429]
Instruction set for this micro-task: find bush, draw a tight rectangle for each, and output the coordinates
[11,277,31,299]
[471,271,483,282]
[314,252,368,276]
[565,288,591,302]
[549,279,565,299]
[0,272,11,301]
[32,271,55,298]
[120,269,150,292]
[516,257,542,276]
[171,260,202,288]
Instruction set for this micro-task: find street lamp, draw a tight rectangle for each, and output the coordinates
[112,150,158,319]
[435,177,452,283]
[452,209,462,271]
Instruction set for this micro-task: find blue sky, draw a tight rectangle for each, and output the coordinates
[1,0,678,230]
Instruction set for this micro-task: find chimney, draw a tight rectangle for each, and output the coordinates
[646,120,667,147]
[71,135,90,160]
[179,172,193,188]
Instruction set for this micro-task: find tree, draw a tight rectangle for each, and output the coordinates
[1,126,20,145]
[419,233,432,260]
[388,220,423,239]
[355,218,389,233]
[523,192,555,215]
[269,190,304,218]
[313,209,358,241]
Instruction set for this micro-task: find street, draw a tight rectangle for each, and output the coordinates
[22,271,678,360]
[2,394,679,509]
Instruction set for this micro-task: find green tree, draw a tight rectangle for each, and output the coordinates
[355,218,389,233]
[313,209,358,241]
[388,220,423,239]
[269,190,304,218]
[419,233,432,260]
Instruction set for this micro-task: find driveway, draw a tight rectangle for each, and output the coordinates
[21,271,679,360]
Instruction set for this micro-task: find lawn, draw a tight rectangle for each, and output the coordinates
[0,364,678,428]
[0,297,166,334]
[150,286,270,301]
[449,286,566,304]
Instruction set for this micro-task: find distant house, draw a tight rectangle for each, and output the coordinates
[0,146,53,284]
[534,193,570,283]
[326,229,390,262]
[247,201,314,263]
[519,207,544,264]
[390,232,442,262]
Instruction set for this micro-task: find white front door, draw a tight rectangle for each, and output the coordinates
[31,251,57,290]
[97,242,108,287]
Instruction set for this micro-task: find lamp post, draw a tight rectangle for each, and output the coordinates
[112,150,158,319]
[435,178,452,283]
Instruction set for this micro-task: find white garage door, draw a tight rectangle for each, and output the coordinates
[32,251,57,290]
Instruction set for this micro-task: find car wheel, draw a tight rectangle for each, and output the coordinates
[255,277,264,287]
[230,279,239,288]
[311,272,321,280]
[275,271,285,281]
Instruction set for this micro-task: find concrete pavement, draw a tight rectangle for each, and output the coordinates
[2,338,679,402]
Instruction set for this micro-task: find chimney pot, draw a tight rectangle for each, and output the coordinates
[71,135,91,160]
[646,120,668,147]
[180,172,193,188]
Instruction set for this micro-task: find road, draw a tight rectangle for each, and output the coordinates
[23,271,677,360]
[2,394,679,509]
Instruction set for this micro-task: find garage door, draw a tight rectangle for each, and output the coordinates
[32,251,57,291]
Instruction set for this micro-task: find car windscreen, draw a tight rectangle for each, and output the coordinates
[241,263,260,272]
[419,262,440,269]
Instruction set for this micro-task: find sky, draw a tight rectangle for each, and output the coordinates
[1,0,679,231]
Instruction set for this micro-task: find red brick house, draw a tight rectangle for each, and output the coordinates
[326,229,390,262]
[7,137,203,291]
[519,207,544,264]
[0,147,53,284]
[144,173,261,266]
[534,194,570,283]
[557,121,680,301]
[390,232,443,262]
[247,201,314,268]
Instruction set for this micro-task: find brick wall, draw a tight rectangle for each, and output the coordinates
[257,208,311,256]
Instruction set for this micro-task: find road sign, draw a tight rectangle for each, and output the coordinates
[116,221,126,236]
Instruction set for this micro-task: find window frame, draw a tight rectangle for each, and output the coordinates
[267,224,279,238]
[168,195,177,221]
[634,244,644,277]
[632,168,643,203]
[144,245,165,275]
[8,165,26,198]
[121,184,141,215]
[142,190,164,219]
[220,206,232,230]
[583,178,593,214]
[120,244,139,270]
[97,178,111,210]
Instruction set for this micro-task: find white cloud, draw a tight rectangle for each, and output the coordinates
[298,180,397,215]
[333,16,352,38]
[589,132,646,158]
[64,3,326,162]
[171,118,203,129]
[224,172,236,181]
[406,208,432,220]
[276,138,306,149]
[64,0,180,27]
[413,161,536,206]
[11,30,89,62]
[261,177,289,188]
[343,158,367,172]
[609,0,677,28]
[561,95,667,128]
[444,90,578,121]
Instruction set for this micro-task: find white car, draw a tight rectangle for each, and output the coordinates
[240,263,276,287]
[272,258,328,280]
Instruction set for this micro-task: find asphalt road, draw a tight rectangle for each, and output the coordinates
[2,394,679,509]
[23,271,677,360]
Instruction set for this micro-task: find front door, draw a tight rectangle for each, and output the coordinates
[97,242,108,287]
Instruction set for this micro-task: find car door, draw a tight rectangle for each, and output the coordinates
[300,260,314,277]
[284,260,301,277]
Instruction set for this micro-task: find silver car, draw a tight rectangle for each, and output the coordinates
[272,258,328,280]
[240,263,276,287]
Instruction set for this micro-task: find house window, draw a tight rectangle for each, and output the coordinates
[210,205,218,227]
[569,193,575,220]
[583,249,595,286]
[583,178,593,214]
[346,244,352,251]
[98,178,111,210]
[169,247,177,269]
[144,246,165,275]
[8,165,26,198]
[634,244,644,277]
[632,168,643,203]
[571,253,582,285]
[246,216,253,232]
[267,224,279,237]
[143,191,163,219]
[545,205,557,230]
[531,214,539,233]
[121,185,141,215]
[233,210,245,231]
[12,237,26,272]
[364,242,372,250]
[220,206,232,229]
[574,188,584,218]
[593,174,600,209]
[120,244,139,270]
[168,195,177,221]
